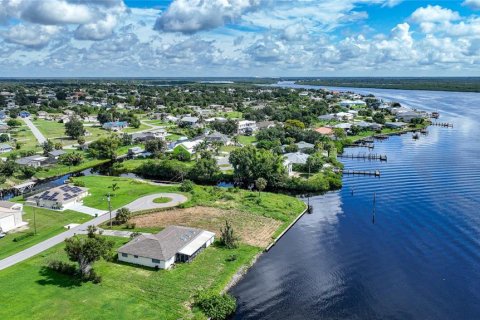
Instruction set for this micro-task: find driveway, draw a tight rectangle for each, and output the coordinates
[67,204,108,217]
[0,193,187,271]
[22,117,47,144]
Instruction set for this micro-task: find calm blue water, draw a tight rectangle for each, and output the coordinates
[231,86,480,319]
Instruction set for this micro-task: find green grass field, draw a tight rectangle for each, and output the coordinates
[152,197,172,203]
[0,207,91,260]
[32,119,66,139]
[74,176,180,210]
[237,135,256,145]
[0,237,259,320]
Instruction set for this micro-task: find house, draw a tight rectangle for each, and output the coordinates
[19,111,30,118]
[315,127,334,136]
[131,129,167,142]
[0,201,27,233]
[396,111,423,123]
[0,143,13,153]
[26,185,88,210]
[335,112,354,121]
[0,111,6,120]
[295,141,314,151]
[284,152,309,165]
[334,123,353,130]
[0,125,9,133]
[174,139,204,154]
[117,226,215,269]
[165,115,179,123]
[256,121,276,130]
[204,131,231,145]
[385,122,408,129]
[179,116,200,127]
[48,150,67,161]
[283,159,293,176]
[339,100,367,108]
[103,121,128,131]
[128,147,151,158]
[15,155,49,168]
[237,120,257,135]
[37,111,49,119]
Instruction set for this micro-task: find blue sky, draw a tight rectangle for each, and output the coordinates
[0,0,480,77]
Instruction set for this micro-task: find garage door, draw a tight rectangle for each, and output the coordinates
[0,215,15,232]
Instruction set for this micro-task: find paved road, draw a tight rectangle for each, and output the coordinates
[0,193,187,271]
[22,117,47,144]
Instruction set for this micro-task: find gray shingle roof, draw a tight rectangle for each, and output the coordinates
[118,226,203,261]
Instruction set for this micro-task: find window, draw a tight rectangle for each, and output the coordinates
[121,253,127,257]
[152,259,160,264]
[134,255,138,258]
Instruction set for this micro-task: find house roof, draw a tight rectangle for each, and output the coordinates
[27,185,87,204]
[296,141,314,149]
[118,226,208,261]
[284,152,309,165]
[180,116,199,123]
[48,150,67,157]
[15,155,48,165]
[315,127,334,135]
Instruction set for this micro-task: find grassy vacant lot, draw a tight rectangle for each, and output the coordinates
[74,176,180,210]
[0,237,259,320]
[237,135,256,145]
[32,119,66,139]
[0,207,90,260]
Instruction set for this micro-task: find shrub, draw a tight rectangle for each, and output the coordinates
[180,179,194,192]
[13,232,34,242]
[219,220,238,249]
[225,254,237,262]
[47,260,77,276]
[72,179,86,187]
[194,291,237,320]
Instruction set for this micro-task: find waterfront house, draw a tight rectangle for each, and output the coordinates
[396,111,423,123]
[15,155,49,168]
[0,201,27,233]
[385,122,407,129]
[117,226,215,269]
[339,100,367,108]
[26,185,88,210]
[284,152,309,165]
[47,150,67,162]
[296,141,315,152]
[174,139,205,155]
[335,112,354,121]
[103,121,128,131]
[334,123,353,130]
[204,131,231,145]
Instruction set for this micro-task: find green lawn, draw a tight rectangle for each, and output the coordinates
[0,207,91,260]
[122,123,150,133]
[152,197,172,203]
[0,238,260,320]
[74,176,180,210]
[8,124,40,153]
[32,119,66,139]
[34,155,109,180]
[237,135,256,145]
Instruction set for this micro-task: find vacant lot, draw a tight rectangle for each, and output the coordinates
[132,206,282,247]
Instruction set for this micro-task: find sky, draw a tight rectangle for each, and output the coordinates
[0,0,479,77]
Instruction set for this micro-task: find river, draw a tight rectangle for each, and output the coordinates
[230,85,480,319]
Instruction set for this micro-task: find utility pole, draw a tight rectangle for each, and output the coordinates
[33,206,37,235]
[108,192,112,228]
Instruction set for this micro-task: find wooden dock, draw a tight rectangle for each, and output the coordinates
[338,153,387,161]
[334,168,381,176]
[432,122,453,128]
[347,142,375,149]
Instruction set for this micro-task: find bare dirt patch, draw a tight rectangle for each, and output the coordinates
[131,206,282,248]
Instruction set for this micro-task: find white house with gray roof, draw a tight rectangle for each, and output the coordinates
[26,185,88,210]
[118,225,215,269]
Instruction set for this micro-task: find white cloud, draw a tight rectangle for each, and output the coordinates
[74,14,118,40]
[21,0,95,25]
[410,5,460,24]
[154,0,264,33]
[1,24,60,48]
[462,0,480,10]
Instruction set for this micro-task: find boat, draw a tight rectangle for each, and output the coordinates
[420,128,428,134]
[431,112,440,119]
[412,133,420,140]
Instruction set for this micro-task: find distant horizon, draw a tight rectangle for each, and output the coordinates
[1,76,480,80]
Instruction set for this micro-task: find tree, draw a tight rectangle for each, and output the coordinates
[372,112,386,124]
[145,138,166,157]
[255,177,267,196]
[54,142,63,150]
[64,233,113,279]
[0,134,9,143]
[20,165,36,179]
[180,179,194,192]
[193,141,208,161]
[0,160,17,177]
[210,119,237,135]
[306,152,325,173]
[285,119,305,130]
[189,151,221,183]
[115,208,132,224]
[121,133,133,146]
[42,139,54,155]
[59,152,84,166]
[65,116,85,139]
[7,119,22,127]
[88,136,120,160]
[56,90,68,100]
[219,220,238,249]
[229,146,286,187]
[77,136,86,146]
[333,128,346,140]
